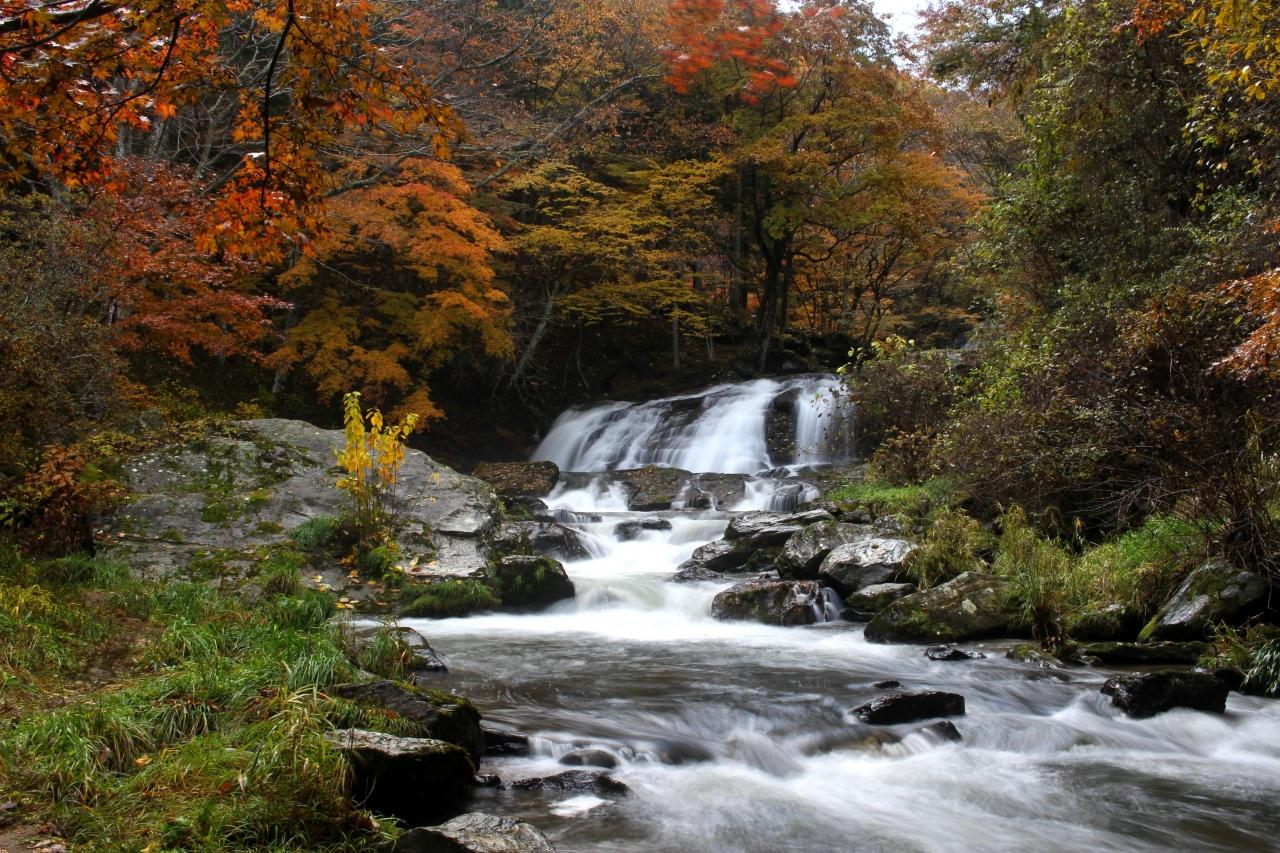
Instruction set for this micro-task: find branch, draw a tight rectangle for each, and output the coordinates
[0,0,117,43]
[261,0,295,208]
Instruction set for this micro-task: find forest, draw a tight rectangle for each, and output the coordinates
[1,0,1279,851]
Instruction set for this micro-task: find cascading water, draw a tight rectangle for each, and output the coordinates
[405,378,1280,852]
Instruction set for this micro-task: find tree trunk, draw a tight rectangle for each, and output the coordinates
[672,314,681,370]
[508,285,558,387]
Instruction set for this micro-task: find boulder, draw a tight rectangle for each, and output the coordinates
[613,518,673,541]
[918,721,963,743]
[1139,562,1269,641]
[393,813,556,853]
[503,769,629,796]
[1065,604,1143,642]
[472,461,560,498]
[711,579,829,626]
[852,691,966,725]
[864,572,1016,644]
[487,555,575,610]
[671,564,725,584]
[324,729,474,820]
[1078,641,1208,665]
[1006,644,1064,669]
[724,509,834,550]
[842,583,916,620]
[613,466,694,511]
[101,419,501,582]
[678,474,748,510]
[481,725,530,757]
[1100,670,1230,718]
[331,681,484,763]
[776,521,871,580]
[559,748,619,769]
[676,540,747,575]
[493,522,592,562]
[817,535,916,595]
[924,645,984,662]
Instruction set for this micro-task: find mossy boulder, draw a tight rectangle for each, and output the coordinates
[401,579,501,618]
[324,729,475,821]
[817,535,916,595]
[472,461,559,498]
[1065,604,1143,642]
[843,582,916,620]
[332,680,485,763]
[864,572,1016,644]
[711,579,829,626]
[1100,671,1229,718]
[1078,641,1208,665]
[486,555,575,610]
[1139,562,1269,641]
[724,509,834,550]
[776,521,870,580]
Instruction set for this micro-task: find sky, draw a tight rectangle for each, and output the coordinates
[872,0,929,35]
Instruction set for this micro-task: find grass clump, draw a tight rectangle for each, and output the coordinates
[290,515,345,554]
[993,507,1072,644]
[904,507,993,588]
[1067,514,1201,615]
[401,579,499,618]
[1244,639,1280,697]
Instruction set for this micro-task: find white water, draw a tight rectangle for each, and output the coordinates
[410,379,1280,852]
[533,375,851,475]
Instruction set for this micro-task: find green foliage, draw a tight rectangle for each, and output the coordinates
[340,623,413,681]
[400,579,500,619]
[290,515,345,554]
[993,507,1071,643]
[826,478,954,519]
[1067,515,1203,616]
[905,507,994,589]
[1244,640,1280,698]
[260,549,306,597]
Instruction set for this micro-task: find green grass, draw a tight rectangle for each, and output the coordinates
[400,579,500,618]
[0,544,402,852]
[904,506,993,589]
[826,477,954,518]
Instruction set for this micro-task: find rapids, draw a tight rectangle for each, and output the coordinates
[410,379,1280,852]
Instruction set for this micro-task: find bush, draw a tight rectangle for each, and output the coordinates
[905,507,993,588]
[993,507,1072,644]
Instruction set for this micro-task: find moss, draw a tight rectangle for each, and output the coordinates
[290,515,345,555]
[826,477,954,519]
[254,520,285,535]
[400,579,500,618]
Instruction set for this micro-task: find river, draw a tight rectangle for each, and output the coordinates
[407,377,1280,852]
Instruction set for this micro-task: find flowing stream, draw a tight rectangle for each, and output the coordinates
[409,378,1280,852]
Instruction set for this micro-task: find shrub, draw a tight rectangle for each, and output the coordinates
[1244,640,1280,697]
[1067,514,1203,615]
[260,549,306,597]
[290,515,345,554]
[905,507,993,588]
[335,391,418,546]
[0,446,122,555]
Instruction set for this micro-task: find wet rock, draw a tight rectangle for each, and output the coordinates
[493,522,591,562]
[843,583,916,620]
[817,536,916,595]
[1100,670,1229,718]
[393,812,556,853]
[481,725,530,757]
[679,474,748,510]
[765,388,799,462]
[711,579,829,626]
[332,681,484,763]
[1065,604,1143,642]
[1006,644,1064,669]
[503,769,629,796]
[343,623,448,677]
[472,461,560,498]
[801,726,902,755]
[925,645,985,662]
[559,748,619,769]
[325,729,475,820]
[675,539,747,576]
[504,496,550,520]
[776,521,872,580]
[671,564,725,584]
[724,509,834,550]
[852,691,966,725]
[864,572,1016,644]
[613,518,673,541]
[1079,641,1209,665]
[1139,562,1269,642]
[487,555,575,610]
[918,721,963,743]
[473,774,502,788]
[614,466,694,511]
[873,679,901,689]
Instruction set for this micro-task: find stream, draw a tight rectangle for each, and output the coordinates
[408,377,1280,852]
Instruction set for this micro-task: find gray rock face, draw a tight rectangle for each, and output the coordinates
[489,555,575,610]
[864,572,1016,644]
[1101,671,1230,718]
[1139,562,1269,641]
[324,729,474,819]
[332,680,484,763]
[101,419,501,582]
[678,474,748,510]
[852,691,966,725]
[724,509,834,549]
[817,535,916,595]
[776,521,871,580]
[711,579,828,626]
[493,522,592,562]
[843,583,916,620]
[681,540,746,572]
[472,461,560,498]
[393,813,557,853]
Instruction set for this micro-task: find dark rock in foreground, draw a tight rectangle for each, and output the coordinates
[918,721,963,743]
[677,539,747,575]
[488,555,575,610]
[864,572,1015,644]
[481,725,530,757]
[472,461,560,498]
[1100,670,1229,718]
[1079,641,1208,665]
[853,691,966,725]
[503,769,629,796]
[332,680,484,763]
[925,645,984,662]
[393,812,557,853]
[324,729,474,820]
[711,579,829,626]
[1139,562,1269,642]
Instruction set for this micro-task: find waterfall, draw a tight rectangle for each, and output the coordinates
[533,375,852,475]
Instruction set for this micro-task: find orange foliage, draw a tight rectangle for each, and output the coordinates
[666,0,811,100]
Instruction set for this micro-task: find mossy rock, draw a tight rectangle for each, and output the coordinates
[400,579,501,618]
[332,680,484,763]
[864,572,1017,644]
[485,555,575,610]
[1139,562,1269,641]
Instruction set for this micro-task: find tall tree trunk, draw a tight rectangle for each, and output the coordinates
[508,284,558,388]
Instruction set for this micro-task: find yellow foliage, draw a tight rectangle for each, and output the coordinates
[335,391,419,543]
